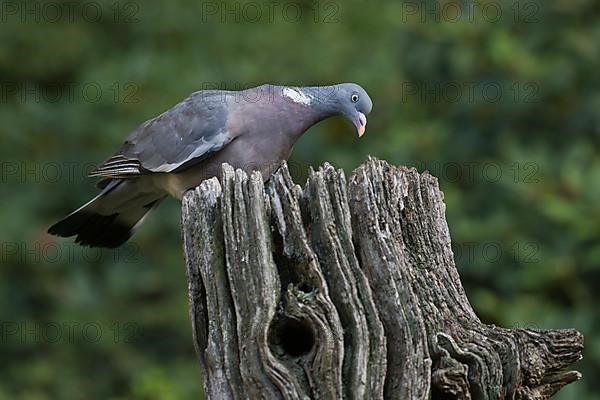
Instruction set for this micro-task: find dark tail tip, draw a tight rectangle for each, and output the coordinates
[48,211,133,248]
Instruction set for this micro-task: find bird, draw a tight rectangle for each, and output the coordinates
[48,83,373,248]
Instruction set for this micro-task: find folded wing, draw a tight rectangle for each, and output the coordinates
[89,91,234,179]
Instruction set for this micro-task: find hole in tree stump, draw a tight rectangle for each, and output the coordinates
[297,282,313,293]
[270,317,315,357]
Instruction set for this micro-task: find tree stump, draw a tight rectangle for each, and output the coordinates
[181,157,583,400]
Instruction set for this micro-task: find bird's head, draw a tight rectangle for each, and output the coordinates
[332,83,373,137]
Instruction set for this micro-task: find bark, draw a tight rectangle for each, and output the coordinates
[181,157,583,400]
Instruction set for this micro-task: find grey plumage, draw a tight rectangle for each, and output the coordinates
[49,83,373,248]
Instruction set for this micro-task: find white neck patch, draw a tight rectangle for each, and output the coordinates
[283,87,312,106]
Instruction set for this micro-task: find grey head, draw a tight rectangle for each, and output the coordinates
[283,83,373,137]
[326,83,373,137]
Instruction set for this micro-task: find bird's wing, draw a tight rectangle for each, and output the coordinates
[89,91,235,179]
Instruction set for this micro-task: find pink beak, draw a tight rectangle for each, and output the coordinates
[356,112,367,137]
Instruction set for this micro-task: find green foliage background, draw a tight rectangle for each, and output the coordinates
[1,0,599,398]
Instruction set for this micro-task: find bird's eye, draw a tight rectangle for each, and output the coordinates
[351,94,359,103]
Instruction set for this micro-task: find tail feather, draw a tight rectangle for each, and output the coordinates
[48,180,165,248]
[49,212,134,248]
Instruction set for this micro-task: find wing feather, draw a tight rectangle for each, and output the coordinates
[88,91,234,179]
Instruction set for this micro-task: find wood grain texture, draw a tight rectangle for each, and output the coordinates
[181,157,583,400]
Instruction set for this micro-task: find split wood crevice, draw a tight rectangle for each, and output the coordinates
[181,157,583,400]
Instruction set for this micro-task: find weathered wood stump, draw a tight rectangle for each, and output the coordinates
[181,157,583,400]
